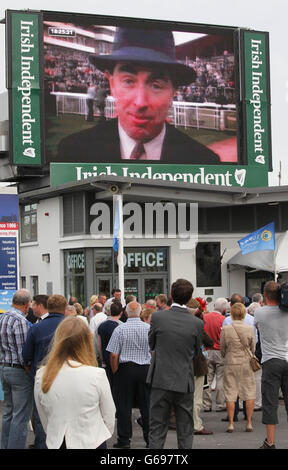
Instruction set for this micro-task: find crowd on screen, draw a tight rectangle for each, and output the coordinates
[44,45,235,104]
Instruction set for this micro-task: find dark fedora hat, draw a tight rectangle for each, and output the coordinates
[89,27,196,86]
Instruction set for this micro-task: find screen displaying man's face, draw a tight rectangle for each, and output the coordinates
[107,63,175,142]
[42,20,240,167]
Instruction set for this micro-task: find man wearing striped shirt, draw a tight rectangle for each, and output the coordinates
[107,301,151,449]
[0,289,34,449]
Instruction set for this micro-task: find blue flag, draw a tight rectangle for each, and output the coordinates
[238,222,275,255]
[113,200,120,253]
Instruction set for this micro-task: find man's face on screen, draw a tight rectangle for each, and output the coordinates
[107,63,175,142]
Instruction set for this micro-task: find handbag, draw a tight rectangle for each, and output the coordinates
[249,355,262,372]
[231,324,262,372]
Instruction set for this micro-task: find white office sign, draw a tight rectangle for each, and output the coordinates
[123,251,164,269]
[66,252,85,272]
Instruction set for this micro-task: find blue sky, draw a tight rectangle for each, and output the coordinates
[0,194,19,221]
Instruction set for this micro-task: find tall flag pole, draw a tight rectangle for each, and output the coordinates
[113,194,124,300]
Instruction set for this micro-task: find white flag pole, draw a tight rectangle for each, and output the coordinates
[115,193,124,300]
[273,228,277,282]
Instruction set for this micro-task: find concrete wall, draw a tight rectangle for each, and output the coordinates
[19,197,63,295]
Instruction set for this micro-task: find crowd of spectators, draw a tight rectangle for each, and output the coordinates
[44,45,235,104]
[2,282,285,450]
[174,54,235,104]
[44,46,110,95]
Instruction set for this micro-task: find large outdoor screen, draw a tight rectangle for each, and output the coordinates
[6,10,272,188]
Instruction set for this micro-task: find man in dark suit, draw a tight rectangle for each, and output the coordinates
[56,28,220,165]
[22,294,67,448]
[146,279,204,449]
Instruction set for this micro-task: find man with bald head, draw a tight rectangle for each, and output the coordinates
[89,302,107,336]
[107,301,151,449]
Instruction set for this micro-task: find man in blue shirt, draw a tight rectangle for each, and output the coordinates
[22,294,67,448]
[107,301,151,449]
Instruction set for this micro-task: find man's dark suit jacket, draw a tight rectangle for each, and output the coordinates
[146,306,204,393]
[22,313,64,378]
[56,118,220,165]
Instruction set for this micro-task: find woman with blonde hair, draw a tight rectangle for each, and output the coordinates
[220,302,256,433]
[84,294,98,322]
[34,316,115,449]
[74,302,88,324]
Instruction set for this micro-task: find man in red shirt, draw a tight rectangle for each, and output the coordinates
[202,298,229,412]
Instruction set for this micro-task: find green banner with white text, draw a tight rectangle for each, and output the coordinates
[50,163,268,188]
[8,11,42,165]
[243,31,271,170]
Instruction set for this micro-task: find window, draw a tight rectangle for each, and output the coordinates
[64,250,85,306]
[230,205,255,232]
[95,249,113,273]
[30,276,39,296]
[63,193,85,235]
[256,204,279,231]
[280,202,288,231]
[196,242,222,287]
[21,204,37,242]
[206,207,230,233]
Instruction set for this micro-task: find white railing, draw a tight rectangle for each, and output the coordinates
[170,101,237,132]
[51,92,88,116]
[51,92,236,132]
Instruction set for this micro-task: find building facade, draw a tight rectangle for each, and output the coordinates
[18,176,288,308]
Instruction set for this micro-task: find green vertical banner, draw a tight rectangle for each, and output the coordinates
[8,11,42,165]
[243,31,271,170]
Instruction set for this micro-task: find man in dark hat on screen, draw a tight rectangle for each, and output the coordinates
[57,27,220,164]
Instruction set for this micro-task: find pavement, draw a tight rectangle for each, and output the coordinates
[0,394,287,450]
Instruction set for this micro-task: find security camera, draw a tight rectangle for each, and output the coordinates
[110,184,119,194]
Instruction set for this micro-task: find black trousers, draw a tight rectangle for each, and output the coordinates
[113,362,150,445]
[262,358,288,424]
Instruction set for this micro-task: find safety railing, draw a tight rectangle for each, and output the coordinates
[51,92,236,132]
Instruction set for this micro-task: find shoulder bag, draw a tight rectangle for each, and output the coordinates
[231,324,261,372]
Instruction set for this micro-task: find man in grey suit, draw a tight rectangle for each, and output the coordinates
[147,278,204,449]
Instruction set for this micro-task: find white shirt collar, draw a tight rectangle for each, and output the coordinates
[41,312,49,320]
[118,122,166,160]
[171,303,187,309]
